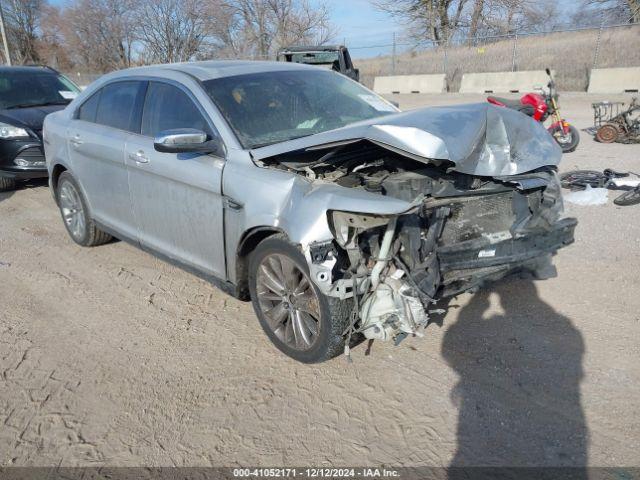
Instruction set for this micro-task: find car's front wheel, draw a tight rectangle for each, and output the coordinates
[248,235,352,363]
[56,172,112,247]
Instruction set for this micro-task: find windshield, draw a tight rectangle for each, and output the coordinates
[0,70,80,110]
[289,51,340,65]
[203,70,398,149]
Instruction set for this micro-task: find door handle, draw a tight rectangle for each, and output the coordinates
[70,134,83,147]
[129,150,150,164]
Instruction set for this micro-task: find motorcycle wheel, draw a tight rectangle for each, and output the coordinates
[550,124,580,153]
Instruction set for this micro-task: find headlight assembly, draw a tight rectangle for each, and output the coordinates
[0,122,29,139]
[327,210,391,248]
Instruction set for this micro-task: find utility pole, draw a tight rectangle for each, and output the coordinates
[511,32,518,72]
[0,0,10,66]
[392,32,396,75]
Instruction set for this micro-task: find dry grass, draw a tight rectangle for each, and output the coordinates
[357,26,640,91]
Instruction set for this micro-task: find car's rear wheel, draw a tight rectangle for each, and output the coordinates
[248,234,352,363]
[56,172,112,247]
[0,176,16,192]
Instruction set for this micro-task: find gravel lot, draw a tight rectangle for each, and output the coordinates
[1,93,639,468]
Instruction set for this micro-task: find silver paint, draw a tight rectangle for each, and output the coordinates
[43,60,563,300]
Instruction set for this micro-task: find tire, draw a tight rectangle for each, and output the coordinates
[551,124,580,153]
[614,188,640,206]
[248,234,352,363]
[595,123,621,143]
[56,172,112,247]
[0,176,16,192]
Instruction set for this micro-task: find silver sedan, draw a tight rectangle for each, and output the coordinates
[43,61,576,363]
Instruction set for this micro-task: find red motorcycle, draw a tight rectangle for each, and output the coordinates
[487,68,580,153]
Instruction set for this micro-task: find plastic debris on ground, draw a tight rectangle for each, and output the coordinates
[563,185,609,206]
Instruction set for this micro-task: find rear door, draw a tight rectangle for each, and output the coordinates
[67,81,146,239]
[124,80,226,278]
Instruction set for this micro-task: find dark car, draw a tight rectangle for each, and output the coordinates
[277,45,360,82]
[0,66,80,191]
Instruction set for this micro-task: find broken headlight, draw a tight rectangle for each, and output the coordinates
[327,210,390,249]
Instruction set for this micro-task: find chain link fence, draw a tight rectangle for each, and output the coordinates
[352,23,640,91]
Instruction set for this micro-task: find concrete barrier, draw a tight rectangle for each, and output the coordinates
[373,74,447,94]
[588,67,640,93]
[459,70,553,93]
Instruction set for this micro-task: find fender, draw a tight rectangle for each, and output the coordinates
[521,93,548,122]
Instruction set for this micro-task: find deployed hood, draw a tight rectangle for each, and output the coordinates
[0,104,68,133]
[251,103,562,177]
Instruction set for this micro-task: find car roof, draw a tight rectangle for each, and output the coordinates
[278,45,344,53]
[0,65,57,74]
[105,60,320,82]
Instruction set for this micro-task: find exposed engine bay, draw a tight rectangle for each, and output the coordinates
[261,139,577,345]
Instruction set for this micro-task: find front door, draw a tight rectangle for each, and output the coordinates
[125,81,226,278]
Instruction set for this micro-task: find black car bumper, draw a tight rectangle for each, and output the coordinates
[438,217,577,296]
[0,139,48,180]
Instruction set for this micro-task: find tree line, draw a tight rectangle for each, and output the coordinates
[374,0,639,44]
[0,0,637,73]
[1,0,333,72]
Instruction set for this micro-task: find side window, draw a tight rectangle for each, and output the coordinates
[77,91,101,123]
[142,82,212,138]
[95,81,143,132]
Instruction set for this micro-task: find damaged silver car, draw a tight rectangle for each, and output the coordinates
[43,61,577,363]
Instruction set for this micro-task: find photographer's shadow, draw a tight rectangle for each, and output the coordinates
[441,280,588,472]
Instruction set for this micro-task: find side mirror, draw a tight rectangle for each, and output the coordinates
[545,68,551,76]
[153,128,220,155]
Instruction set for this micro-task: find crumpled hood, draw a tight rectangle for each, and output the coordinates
[0,104,67,133]
[251,103,562,177]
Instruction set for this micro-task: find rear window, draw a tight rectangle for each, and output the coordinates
[95,81,144,132]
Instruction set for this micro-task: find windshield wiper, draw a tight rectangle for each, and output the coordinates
[251,133,315,149]
[5,100,70,110]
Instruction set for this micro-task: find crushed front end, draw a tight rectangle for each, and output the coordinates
[304,159,576,344]
[253,103,577,346]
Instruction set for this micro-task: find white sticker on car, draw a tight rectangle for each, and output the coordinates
[484,231,512,244]
[59,91,78,100]
[478,249,497,258]
[358,94,397,112]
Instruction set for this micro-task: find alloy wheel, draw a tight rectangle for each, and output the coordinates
[59,181,86,241]
[256,253,321,351]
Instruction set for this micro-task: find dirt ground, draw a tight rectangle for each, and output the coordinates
[1,94,639,468]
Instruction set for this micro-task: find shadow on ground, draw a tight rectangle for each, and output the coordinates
[1,177,48,206]
[441,279,588,475]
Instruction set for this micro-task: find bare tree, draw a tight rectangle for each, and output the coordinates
[58,0,135,72]
[37,3,74,70]
[373,0,470,43]
[586,0,640,23]
[468,0,485,38]
[135,0,217,63]
[2,0,42,63]
[222,0,334,58]
[479,0,559,34]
